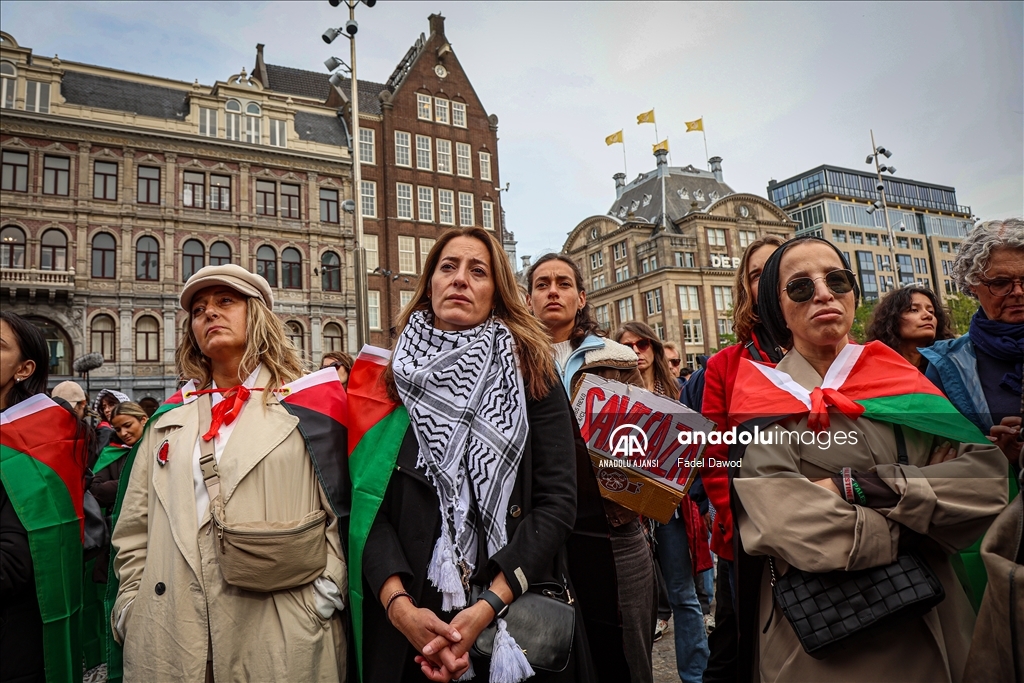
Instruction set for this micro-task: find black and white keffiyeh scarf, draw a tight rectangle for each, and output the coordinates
[393,310,528,612]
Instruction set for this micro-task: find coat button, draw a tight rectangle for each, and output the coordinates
[155,582,166,595]
[509,505,522,518]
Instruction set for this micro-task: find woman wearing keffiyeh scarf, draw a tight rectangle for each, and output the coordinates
[361,228,595,683]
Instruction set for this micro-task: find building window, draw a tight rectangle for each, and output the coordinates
[319,188,339,223]
[398,235,416,274]
[395,131,411,167]
[417,93,432,120]
[861,272,879,300]
[24,81,50,114]
[434,98,450,124]
[281,184,300,219]
[438,189,455,225]
[0,62,15,109]
[718,318,734,338]
[615,265,630,282]
[452,101,467,128]
[416,135,432,171]
[436,139,452,174]
[594,304,609,327]
[683,319,704,345]
[713,286,734,312]
[183,171,205,208]
[867,233,879,247]
[321,251,341,292]
[481,201,494,230]
[914,257,928,275]
[255,180,276,216]
[135,316,160,362]
[707,228,726,247]
[199,107,217,137]
[675,251,696,268]
[1,151,29,192]
[613,241,628,260]
[678,285,699,311]
[286,322,305,357]
[644,288,663,315]
[479,152,492,182]
[39,229,67,271]
[359,128,375,164]
[93,161,118,200]
[1,226,26,268]
[182,239,205,281]
[136,236,159,280]
[654,322,665,340]
[851,232,863,244]
[91,232,116,279]
[833,230,847,243]
[211,174,231,211]
[417,186,434,222]
[282,247,302,289]
[323,322,344,352]
[456,142,472,177]
[269,118,287,148]
[897,236,909,249]
[225,100,242,141]
[912,238,923,250]
[361,181,377,218]
[419,237,435,272]
[897,254,914,285]
[210,240,231,266]
[368,290,381,329]
[137,166,160,204]
[395,183,413,220]
[616,297,634,324]
[877,254,891,271]
[738,230,756,248]
[399,290,415,310]
[90,315,116,361]
[364,233,379,271]
[245,103,262,144]
[458,192,474,226]
[591,274,606,290]
[939,241,951,253]
[590,251,604,269]
[43,156,70,196]
[257,245,277,286]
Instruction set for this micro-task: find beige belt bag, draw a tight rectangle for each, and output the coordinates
[199,396,327,592]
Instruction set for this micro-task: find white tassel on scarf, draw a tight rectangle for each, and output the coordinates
[455,658,476,681]
[490,618,535,683]
[427,533,467,612]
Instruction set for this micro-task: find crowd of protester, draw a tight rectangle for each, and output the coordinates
[0,218,1020,683]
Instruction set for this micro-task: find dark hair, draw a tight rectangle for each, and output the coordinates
[866,286,954,351]
[322,351,353,371]
[733,235,786,344]
[680,367,693,378]
[0,311,49,409]
[613,322,676,397]
[526,252,606,350]
[758,236,860,354]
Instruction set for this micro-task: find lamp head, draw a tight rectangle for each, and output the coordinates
[362,0,376,6]
[322,27,340,43]
[328,72,345,88]
[328,0,342,6]
[866,155,874,164]
[324,56,348,72]
[886,166,896,174]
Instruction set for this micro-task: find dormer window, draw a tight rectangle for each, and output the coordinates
[709,190,719,201]
[225,100,242,141]
[618,206,627,218]
[677,187,689,200]
[694,189,705,201]
[245,103,262,144]
[0,62,15,109]
[642,194,652,207]
[630,199,640,212]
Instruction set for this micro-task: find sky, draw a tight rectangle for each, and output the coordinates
[2,1,1021,262]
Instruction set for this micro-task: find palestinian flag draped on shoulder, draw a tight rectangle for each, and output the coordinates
[345,346,409,680]
[1,394,88,683]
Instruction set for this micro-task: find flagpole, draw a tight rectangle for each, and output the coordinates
[702,114,709,169]
[622,139,628,178]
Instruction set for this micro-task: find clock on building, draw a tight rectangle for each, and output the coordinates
[434,64,448,78]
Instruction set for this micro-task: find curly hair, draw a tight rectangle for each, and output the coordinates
[732,235,786,344]
[613,322,676,397]
[526,252,606,350]
[953,218,1024,298]
[865,286,954,352]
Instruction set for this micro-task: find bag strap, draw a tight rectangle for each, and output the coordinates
[745,340,764,363]
[197,394,221,505]
[894,424,908,466]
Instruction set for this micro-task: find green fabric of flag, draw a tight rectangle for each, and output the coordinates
[856,393,989,446]
[0,445,83,683]
[348,406,409,681]
[93,444,130,477]
[81,558,107,669]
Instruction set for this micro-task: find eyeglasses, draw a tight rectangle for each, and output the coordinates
[978,276,1024,297]
[668,358,681,367]
[625,338,652,352]
[785,269,856,303]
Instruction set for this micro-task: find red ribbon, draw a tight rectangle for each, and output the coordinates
[806,387,865,432]
[190,385,263,441]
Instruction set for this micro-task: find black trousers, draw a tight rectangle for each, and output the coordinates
[702,560,737,683]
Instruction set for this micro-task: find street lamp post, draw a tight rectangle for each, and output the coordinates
[324,0,375,350]
[865,130,902,292]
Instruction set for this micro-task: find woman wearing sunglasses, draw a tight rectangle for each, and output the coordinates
[731,236,1006,683]
[613,323,675,397]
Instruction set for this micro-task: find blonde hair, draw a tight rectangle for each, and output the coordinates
[176,295,303,402]
[112,401,148,424]
[385,227,557,401]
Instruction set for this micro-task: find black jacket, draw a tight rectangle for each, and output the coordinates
[0,481,45,683]
[362,383,596,682]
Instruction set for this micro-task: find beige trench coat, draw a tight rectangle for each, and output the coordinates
[111,367,347,682]
[734,349,1007,683]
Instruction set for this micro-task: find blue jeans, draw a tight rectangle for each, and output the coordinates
[655,514,710,683]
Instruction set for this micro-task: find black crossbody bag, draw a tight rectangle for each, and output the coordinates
[767,424,945,659]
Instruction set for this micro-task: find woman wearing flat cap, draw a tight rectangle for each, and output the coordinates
[110,264,348,682]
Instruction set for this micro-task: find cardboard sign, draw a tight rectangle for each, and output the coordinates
[571,374,715,523]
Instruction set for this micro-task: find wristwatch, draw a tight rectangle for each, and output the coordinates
[477,589,509,621]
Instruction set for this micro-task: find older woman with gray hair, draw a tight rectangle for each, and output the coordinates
[921,218,1024,468]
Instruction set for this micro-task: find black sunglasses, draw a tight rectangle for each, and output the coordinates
[626,338,652,352]
[785,269,856,303]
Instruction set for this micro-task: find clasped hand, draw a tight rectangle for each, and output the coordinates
[390,597,495,682]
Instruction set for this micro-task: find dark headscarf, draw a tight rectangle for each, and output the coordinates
[758,236,860,356]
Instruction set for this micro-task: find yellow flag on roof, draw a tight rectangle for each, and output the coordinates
[605,130,623,146]
[652,139,669,153]
[637,109,656,125]
[685,118,704,132]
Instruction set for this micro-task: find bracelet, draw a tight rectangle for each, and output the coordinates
[385,590,415,619]
[850,479,867,505]
[841,467,855,505]
[476,588,509,623]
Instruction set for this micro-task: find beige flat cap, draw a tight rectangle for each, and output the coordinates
[52,380,87,404]
[180,264,274,311]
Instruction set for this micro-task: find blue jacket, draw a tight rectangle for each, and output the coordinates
[921,334,993,433]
